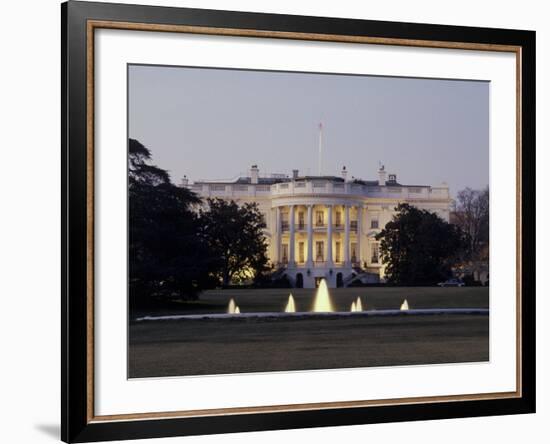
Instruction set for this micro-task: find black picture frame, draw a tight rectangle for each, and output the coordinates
[62,1,536,442]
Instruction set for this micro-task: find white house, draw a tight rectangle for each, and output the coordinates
[184,165,451,288]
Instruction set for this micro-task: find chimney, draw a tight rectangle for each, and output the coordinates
[378,165,387,186]
[341,166,348,182]
[180,175,189,186]
[250,164,259,184]
[292,169,299,179]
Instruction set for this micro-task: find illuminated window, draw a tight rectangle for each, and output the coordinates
[316,241,324,262]
[298,242,305,263]
[335,211,342,227]
[282,244,289,263]
[316,211,324,227]
[351,243,357,263]
[298,212,305,229]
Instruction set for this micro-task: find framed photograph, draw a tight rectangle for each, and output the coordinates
[62,1,535,442]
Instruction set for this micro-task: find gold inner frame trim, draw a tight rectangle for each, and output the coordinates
[86,19,523,423]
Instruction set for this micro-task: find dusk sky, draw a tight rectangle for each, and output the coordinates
[128,64,489,197]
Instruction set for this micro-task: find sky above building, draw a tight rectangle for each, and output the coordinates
[128,64,489,197]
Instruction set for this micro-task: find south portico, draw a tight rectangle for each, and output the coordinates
[272,198,365,289]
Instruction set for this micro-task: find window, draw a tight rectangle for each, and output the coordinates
[351,243,357,263]
[298,242,305,263]
[371,219,379,229]
[298,212,305,229]
[316,241,324,262]
[335,242,341,263]
[371,243,379,264]
[281,244,289,263]
[210,184,226,191]
[335,211,342,227]
[316,211,324,227]
[281,215,289,231]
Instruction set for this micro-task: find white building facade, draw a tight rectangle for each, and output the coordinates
[185,165,452,288]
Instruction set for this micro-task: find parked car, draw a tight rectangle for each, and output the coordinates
[437,278,465,287]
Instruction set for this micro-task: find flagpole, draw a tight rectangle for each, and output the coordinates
[318,122,323,176]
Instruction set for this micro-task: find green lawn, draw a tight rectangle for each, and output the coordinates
[129,314,489,378]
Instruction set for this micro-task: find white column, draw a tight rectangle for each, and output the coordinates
[289,205,295,267]
[306,205,313,266]
[344,204,350,265]
[327,205,333,266]
[356,206,362,266]
[275,206,281,265]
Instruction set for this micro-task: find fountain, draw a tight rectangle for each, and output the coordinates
[285,294,296,313]
[227,298,239,314]
[137,284,490,323]
[312,279,334,312]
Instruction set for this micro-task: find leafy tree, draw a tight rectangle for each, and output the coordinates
[128,138,213,307]
[199,198,269,285]
[375,203,467,285]
[453,187,489,261]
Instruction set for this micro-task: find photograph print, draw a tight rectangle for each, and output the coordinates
[128,64,490,379]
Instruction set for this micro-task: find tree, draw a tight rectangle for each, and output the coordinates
[128,138,213,307]
[453,187,489,262]
[376,203,467,285]
[199,198,269,285]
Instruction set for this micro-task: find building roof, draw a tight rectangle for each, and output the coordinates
[234,177,290,185]
[194,176,289,185]
[194,174,430,188]
[294,175,345,182]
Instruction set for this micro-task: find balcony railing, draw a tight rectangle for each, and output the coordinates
[192,181,445,200]
[281,220,364,233]
[279,221,360,232]
[281,222,309,231]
